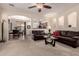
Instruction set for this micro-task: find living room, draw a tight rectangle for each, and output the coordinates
[0,3,79,56]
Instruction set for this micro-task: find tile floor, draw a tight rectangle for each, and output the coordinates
[0,36,79,56]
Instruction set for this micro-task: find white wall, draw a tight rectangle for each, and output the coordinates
[0,8,2,40]
[46,5,79,31]
[1,13,9,41]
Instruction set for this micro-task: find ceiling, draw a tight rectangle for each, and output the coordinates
[0,3,79,18]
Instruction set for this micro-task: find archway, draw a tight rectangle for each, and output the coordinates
[8,15,31,40]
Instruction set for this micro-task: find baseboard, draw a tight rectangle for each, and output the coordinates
[0,40,6,43]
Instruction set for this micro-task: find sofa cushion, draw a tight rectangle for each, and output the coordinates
[66,31,74,37]
[59,31,79,37]
[53,31,60,37]
[60,31,68,36]
[32,30,44,35]
[74,32,79,36]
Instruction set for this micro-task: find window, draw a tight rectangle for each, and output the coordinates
[53,18,57,24]
[58,16,64,26]
[68,12,77,27]
[52,18,57,28]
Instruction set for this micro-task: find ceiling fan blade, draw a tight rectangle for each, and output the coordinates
[38,9,41,12]
[9,4,15,7]
[43,5,52,9]
[28,6,36,8]
[42,3,45,4]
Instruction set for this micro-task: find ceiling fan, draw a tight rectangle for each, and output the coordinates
[9,4,15,7]
[28,3,52,12]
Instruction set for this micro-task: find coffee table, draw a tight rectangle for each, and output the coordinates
[44,35,57,47]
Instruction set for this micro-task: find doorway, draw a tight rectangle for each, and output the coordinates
[8,15,30,40]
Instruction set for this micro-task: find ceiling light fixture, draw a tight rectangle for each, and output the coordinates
[28,3,52,12]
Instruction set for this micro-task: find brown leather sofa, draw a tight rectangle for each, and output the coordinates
[32,30,45,41]
[55,30,79,48]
